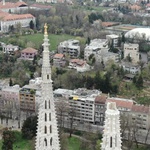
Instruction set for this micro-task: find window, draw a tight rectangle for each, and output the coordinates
[45,101,47,109]
[49,113,51,121]
[110,137,112,147]
[45,126,47,133]
[45,113,47,121]
[47,75,49,79]
[50,125,52,133]
[44,138,47,146]
[49,100,50,109]
[50,138,52,146]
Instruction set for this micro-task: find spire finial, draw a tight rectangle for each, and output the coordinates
[44,23,48,35]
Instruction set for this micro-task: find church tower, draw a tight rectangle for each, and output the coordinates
[35,24,60,150]
[101,102,122,150]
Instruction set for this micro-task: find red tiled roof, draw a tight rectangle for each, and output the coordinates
[102,22,120,27]
[106,98,134,110]
[54,53,64,59]
[30,3,51,9]
[147,3,150,7]
[130,5,141,10]
[0,1,27,9]
[70,59,85,66]
[15,1,27,7]
[95,95,107,104]
[132,105,150,113]
[2,14,34,21]
[21,47,37,53]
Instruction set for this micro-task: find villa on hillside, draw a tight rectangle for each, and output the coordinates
[68,59,90,72]
[20,47,38,60]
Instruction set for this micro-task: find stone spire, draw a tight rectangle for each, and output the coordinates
[101,102,122,150]
[35,24,60,150]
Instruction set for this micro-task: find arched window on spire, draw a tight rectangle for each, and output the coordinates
[50,138,52,146]
[45,101,47,109]
[45,126,47,134]
[49,100,50,109]
[50,125,52,133]
[110,137,112,148]
[45,113,47,121]
[47,75,49,79]
[44,138,47,146]
[49,113,51,121]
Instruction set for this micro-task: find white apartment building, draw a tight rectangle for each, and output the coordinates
[0,11,35,33]
[106,34,119,48]
[84,39,119,64]
[2,43,19,54]
[121,61,141,74]
[68,88,101,123]
[124,43,140,64]
[58,39,80,58]
[84,39,109,61]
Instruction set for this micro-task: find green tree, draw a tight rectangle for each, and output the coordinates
[21,116,37,139]
[136,75,143,88]
[2,129,14,150]
[9,78,13,86]
[29,20,34,30]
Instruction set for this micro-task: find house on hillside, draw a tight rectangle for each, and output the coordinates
[2,43,19,54]
[58,39,80,58]
[20,47,38,60]
[53,53,66,67]
[68,59,90,72]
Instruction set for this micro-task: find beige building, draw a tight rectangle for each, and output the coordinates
[124,43,140,64]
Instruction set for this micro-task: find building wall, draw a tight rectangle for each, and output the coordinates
[21,51,37,59]
[0,17,35,33]
[124,43,140,64]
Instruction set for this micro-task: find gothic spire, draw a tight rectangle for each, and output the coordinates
[35,24,60,150]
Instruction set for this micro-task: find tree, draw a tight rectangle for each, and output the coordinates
[2,129,14,150]
[21,116,37,139]
[9,78,13,86]
[68,107,76,137]
[136,75,143,88]
[29,20,34,30]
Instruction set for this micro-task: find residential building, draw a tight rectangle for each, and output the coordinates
[84,39,109,61]
[2,43,19,54]
[0,11,35,33]
[54,88,73,99]
[124,43,140,64]
[130,105,150,131]
[106,34,119,48]
[1,84,20,109]
[58,39,80,58]
[68,59,90,72]
[0,85,20,118]
[0,0,28,13]
[20,47,38,60]
[106,97,134,112]
[120,61,141,74]
[19,83,40,114]
[53,53,66,67]
[68,88,101,123]
[94,95,107,125]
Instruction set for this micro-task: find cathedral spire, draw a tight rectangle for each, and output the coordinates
[101,102,122,150]
[35,24,60,150]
